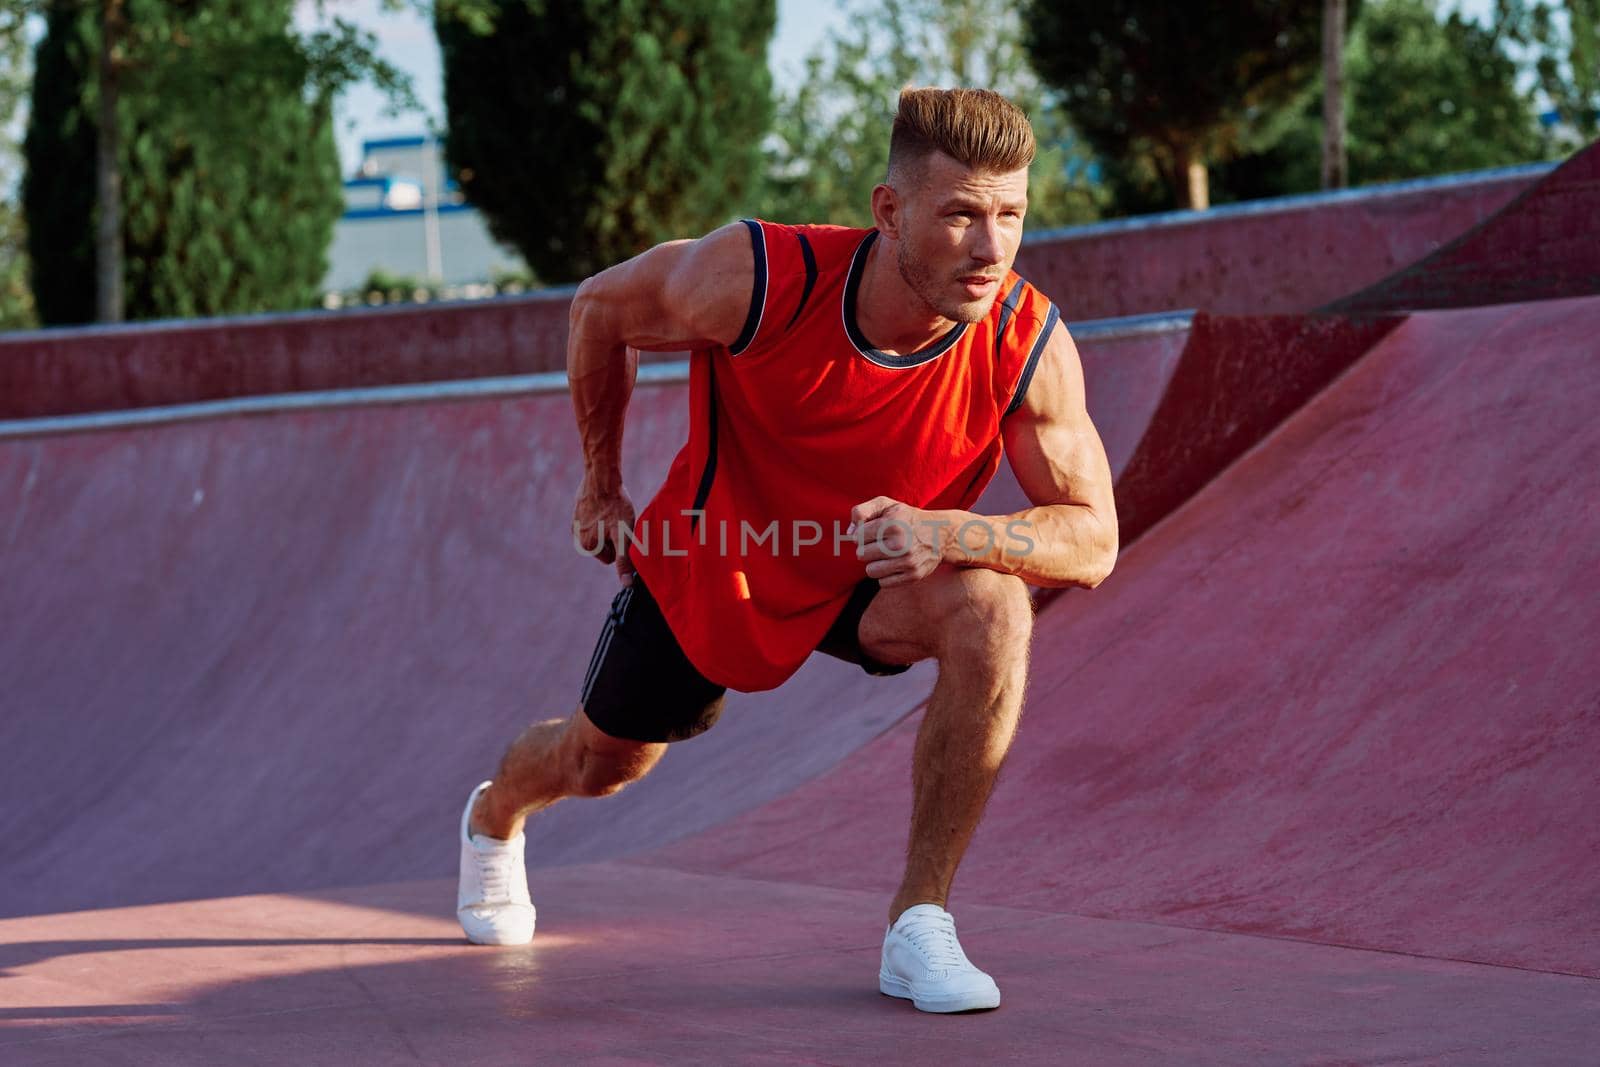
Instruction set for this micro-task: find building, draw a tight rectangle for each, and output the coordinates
[322,135,527,293]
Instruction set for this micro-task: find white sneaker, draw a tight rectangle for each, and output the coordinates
[879,904,1001,1013]
[456,781,535,946]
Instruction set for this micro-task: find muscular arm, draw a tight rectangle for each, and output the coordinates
[854,320,1118,589]
[566,222,753,578]
[980,320,1119,587]
[567,221,753,490]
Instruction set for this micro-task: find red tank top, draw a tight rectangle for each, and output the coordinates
[629,219,1059,692]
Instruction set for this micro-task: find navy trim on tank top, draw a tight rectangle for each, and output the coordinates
[1004,303,1060,417]
[994,278,1028,357]
[688,358,719,529]
[841,230,968,369]
[785,232,819,329]
[729,219,767,355]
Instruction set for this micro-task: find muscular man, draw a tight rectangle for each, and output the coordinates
[456,87,1117,1014]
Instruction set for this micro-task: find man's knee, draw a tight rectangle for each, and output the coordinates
[567,713,665,798]
[940,569,1033,663]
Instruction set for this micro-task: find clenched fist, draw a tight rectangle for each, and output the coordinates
[574,477,638,586]
[850,496,959,587]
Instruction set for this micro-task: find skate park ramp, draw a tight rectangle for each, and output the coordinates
[4,156,1600,1060]
[1325,140,1600,314]
[3,295,1596,1066]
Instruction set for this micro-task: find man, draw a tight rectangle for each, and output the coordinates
[456,87,1117,1014]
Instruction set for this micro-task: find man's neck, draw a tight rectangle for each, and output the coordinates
[855,238,956,356]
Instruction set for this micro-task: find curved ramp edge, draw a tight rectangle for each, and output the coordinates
[1323,140,1600,314]
[1017,163,1540,319]
[1112,312,1403,545]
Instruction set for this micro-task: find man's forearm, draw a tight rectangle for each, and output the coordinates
[933,504,1117,589]
[567,283,637,489]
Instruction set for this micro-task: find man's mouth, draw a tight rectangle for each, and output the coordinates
[958,275,1001,298]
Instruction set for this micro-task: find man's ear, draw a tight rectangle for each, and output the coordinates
[870,182,902,238]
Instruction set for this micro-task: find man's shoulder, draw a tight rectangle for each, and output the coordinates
[749,218,869,238]
[737,220,875,288]
[991,270,1055,327]
[748,219,872,255]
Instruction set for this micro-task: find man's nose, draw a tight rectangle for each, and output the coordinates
[969,218,1005,265]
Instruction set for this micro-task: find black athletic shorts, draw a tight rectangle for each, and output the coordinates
[579,574,912,743]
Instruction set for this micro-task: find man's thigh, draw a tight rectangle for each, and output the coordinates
[854,565,961,666]
[856,565,1029,667]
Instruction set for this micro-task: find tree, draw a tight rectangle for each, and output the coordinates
[21,0,408,325]
[1,6,36,328]
[1024,2,1349,210]
[16,0,412,324]
[3,0,133,322]
[759,0,1105,230]
[1324,0,1349,188]
[93,0,124,321]
[0,8,24,178]
[1345,0,1544,180]
[1217,0,1545,199]
[435,0,776,284]
[1495,0,1600,145]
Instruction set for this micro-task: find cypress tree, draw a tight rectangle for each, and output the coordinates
[24,0,342,325]
[436,0,777,283]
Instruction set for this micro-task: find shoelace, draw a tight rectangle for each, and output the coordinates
[472,845,515,903]
[901,912,966,969]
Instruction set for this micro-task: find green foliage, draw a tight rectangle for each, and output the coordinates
[23,0,348,325]
[1,9,35,328]
[0,200,34,328]
[436,0,776,284]
[0,6,26,174]
[1495,0,1600,143]
[1023,1,1344,210]
[1214,0,1546,201]
[760,0,1105,230]
[489,263,535,291]
[1345,0,1545,179]
[360,266,429,303]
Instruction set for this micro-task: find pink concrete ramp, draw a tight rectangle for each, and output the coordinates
[3,289,1600,1062]
[1324,139,1600,314]
[3,296,1597,1062]
[1017,162,1541,320]
[0,292,579,421]
[1109,312,1401,544]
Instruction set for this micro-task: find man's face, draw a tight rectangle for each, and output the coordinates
[892,153,1029,323]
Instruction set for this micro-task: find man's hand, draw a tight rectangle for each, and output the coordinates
[850,496,959,587]
[574,477,637,586]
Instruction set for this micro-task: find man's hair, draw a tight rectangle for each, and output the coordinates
[886,87,1036,186]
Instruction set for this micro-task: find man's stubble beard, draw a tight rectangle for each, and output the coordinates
[895,238,998,325]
